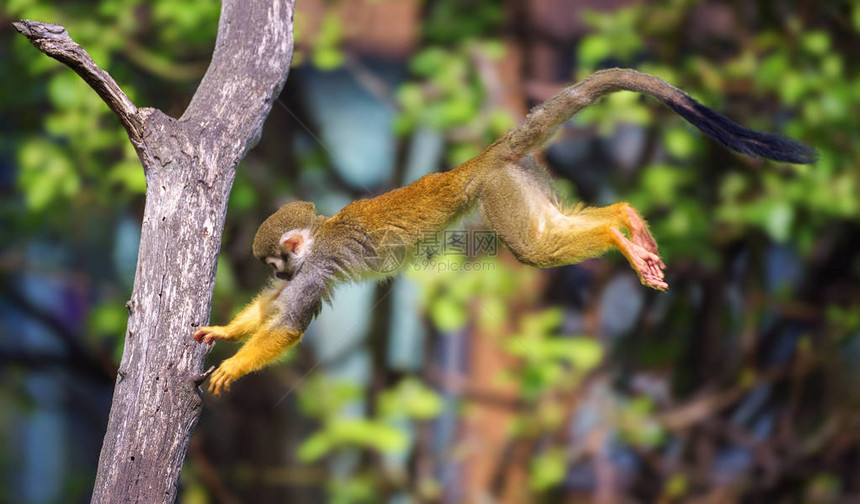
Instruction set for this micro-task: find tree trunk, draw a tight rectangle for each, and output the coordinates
[14,1,295,502]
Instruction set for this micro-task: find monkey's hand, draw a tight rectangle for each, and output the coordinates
[209,359,244,396]
[193,326,240,345]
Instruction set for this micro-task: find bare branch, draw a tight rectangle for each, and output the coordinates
[12,20,143,144]
[181,0,294,158]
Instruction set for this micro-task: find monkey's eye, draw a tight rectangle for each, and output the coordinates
[265,257,284,271]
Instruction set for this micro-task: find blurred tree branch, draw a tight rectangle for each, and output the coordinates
[0,281,117,381]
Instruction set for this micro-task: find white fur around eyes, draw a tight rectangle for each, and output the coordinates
[266,257,285,270]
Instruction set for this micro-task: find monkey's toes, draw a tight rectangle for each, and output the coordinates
[641,257,668,291]
[208,368,232,397]
[624,206,660,255]
[642,272,668,291]
[611,228,667,291]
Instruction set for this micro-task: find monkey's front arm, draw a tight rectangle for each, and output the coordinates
[193,293,271,345]
[194,274,325,396]
[207,324,303,396]
[196,300,305,396]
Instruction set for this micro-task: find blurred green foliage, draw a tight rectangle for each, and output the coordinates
[311,12,346,70]
[394,0,514,165]
[4,0,218,214]
[297,377,442,462]
[4,0,860,502]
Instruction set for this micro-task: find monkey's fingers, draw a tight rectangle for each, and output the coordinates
[193,326,218,343]
[195,326,231,345]
[203,332,231,345]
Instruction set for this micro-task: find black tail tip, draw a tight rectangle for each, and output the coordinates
[755,136,818,165]
[668,97,818,165]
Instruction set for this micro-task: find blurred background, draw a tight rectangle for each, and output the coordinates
[1,0,859,502]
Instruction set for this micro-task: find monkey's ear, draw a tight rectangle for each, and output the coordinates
[279,231,306,255]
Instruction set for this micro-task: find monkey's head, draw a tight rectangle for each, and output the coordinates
[253,201,325,281]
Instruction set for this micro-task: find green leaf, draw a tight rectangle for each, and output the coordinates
[641,163,689,206]
[228,178,255,211]
[477,295,506,331]
[329,418,408,453]
[17,140,80,211]
[480,40,506,60]
[89,302,128,337]
[379,378,443,420]
[446,143,481,166]
[396,83,424,112]
[664,126,697,158]
[213,256,237,298]
[530,448,566,491]
[779,72,806,105]
[311,13,345,70]
[765,201,794,243]
[108,160,147,194]
[802,31,830,55]
[854,4,860,32]
[578,35,612,68]
[297,432,332,462]
[410,48,449,76]
[312,47,345,71]
[488,109,515,136]
[430,295,469,331]
[545,338,603,371]
[665,474,689,498]
[47,72,91,108]
[297,377,363,418]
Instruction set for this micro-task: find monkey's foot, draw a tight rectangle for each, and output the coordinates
[624,206,662,260]
[193,326,232,345]
[209,361,242,396]
[610,228,668,291]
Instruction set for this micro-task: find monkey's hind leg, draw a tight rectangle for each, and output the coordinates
[486,189,667,289]
[479,158,666,289]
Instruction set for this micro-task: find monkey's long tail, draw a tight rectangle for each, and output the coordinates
[496,68,817,164]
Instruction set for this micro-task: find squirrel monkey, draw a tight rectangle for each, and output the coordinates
[194,68,816,396]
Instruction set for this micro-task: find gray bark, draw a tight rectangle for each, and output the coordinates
[14,1,295,502]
